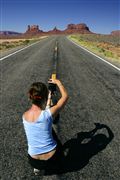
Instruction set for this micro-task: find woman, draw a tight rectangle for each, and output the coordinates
[22,78,68,175]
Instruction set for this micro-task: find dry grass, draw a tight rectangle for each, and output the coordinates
[0,39,27,43]
[0,36,48,51]
[69,34,120,65]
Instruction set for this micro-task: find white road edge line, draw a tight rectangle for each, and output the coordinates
[68,37,120,72]
[0,40,41,61]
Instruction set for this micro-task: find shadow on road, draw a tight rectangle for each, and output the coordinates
[46,123,114,175]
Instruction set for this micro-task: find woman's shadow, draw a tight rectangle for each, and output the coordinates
[48,123,114,175]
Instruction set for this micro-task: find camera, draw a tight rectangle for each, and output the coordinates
[48,83,56,93]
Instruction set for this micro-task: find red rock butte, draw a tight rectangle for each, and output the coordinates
[111,30,120,36]
[24,23,93,35]
[25,25,43,34]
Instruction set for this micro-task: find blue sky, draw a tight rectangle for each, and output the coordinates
[1,0,120,34]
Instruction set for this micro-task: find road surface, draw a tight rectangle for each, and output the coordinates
[1,36,120,180]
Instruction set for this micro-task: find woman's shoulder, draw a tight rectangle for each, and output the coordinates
[23,109,31,118]
[23,109,42,123]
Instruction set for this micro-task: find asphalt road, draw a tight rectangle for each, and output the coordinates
[1,36,120,180]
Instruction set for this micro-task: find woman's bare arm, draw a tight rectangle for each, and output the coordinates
[48,79,68,117]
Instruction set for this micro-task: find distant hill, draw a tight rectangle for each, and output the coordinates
[0,31,22,36]
[111,30,120,36]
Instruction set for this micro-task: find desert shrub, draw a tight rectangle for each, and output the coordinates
[5,44,15,48]
[104,51,113,58]
[99,48,105,53]
[115,43,120,48]
[70,35,76,39]
[19,40,24,43]
[2,41,10,45]
[24,39,30,45]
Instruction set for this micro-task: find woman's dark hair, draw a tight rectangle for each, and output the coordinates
[28,82,48,109]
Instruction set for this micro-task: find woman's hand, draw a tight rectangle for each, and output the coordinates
[48,79,62,87]
[49,78,68,117]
